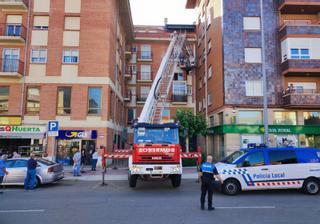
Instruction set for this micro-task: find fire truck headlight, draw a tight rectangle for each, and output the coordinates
[132,167,142,172]
[172,167,180,172]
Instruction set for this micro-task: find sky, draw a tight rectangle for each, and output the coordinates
[129,0,196,25]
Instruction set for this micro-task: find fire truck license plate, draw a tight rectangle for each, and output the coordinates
[154,166,162,170]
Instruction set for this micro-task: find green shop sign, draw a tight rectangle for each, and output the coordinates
[208,125,320,135]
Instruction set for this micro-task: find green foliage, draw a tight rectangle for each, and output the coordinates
[174,109,207,138]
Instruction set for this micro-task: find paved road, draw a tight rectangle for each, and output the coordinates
[0,179,319,224]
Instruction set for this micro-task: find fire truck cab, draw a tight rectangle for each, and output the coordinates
[128,123,182,188]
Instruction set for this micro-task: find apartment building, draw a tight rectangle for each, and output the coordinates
[0,0,134,165]
[187,0,320,160]
[124,24,197,145]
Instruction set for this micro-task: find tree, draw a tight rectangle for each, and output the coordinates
[174,109,207,152]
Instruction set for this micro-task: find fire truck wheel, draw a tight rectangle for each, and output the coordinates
[129,174,138,188]
[170,175,181,188]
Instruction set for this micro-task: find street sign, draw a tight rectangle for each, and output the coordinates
[48,121,59,136]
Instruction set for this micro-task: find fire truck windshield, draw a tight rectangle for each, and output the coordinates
[134,127,179,144]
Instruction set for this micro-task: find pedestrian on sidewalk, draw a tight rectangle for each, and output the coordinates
[24,153,38,190]
[12,151,21,158]
[198,154,223,211]
[91,150,99,171]
[73,149,81,176]
[0,154,9,194]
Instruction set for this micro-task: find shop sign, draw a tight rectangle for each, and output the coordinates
[0,116,22,125]
[57,130,97,140]
[209,125,320,135]
[0,125,45,134]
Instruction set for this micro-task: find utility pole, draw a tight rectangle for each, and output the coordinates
[260,0,269,145]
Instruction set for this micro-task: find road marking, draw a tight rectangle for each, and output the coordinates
[216,206,276,209]
[0,209,45,213]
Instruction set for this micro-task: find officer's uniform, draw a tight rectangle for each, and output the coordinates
[199,162,218,209]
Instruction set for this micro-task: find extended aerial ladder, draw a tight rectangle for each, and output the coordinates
[139,32,195,124]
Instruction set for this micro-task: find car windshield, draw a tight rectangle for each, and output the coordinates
[36,158,55,166]
[134,127,179,144]
[221,150,247,164]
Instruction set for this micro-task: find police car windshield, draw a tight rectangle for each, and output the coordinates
[221,150,247,164]
[134,127,179,144]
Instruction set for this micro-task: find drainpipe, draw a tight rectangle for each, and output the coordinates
[204,9,209,155]
[20,0,31,121]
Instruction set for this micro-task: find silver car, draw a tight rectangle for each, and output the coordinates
[0,158,64,187]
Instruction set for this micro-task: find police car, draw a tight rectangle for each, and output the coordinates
[215,146,320,195]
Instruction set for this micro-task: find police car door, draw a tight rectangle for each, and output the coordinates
[235,150,268,191]
[264,149,303,189]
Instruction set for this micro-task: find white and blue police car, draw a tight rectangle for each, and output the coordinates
[215,146,320,195]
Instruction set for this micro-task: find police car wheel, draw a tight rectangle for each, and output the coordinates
[303,179,320,195]
[129,174,137,188]
[222,179,240,195]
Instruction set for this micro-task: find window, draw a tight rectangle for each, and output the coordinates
[26,87,40,114]
[245,80,263,96]
[162,109,170,120]
[218,112,223,125]
[174,73,184,81]
[209,116,214,127]
[173,81,187,95]
[0,87,9,112]
[208,65,212,78]
[64,17,80,30]
[290,48,310,59]
[30,49,47,63]
[139,87,150,101]
[127,108,135,124]
[243,17,261,31]
[203,97,206,109]
[187,85,192,96]
[140,65,151,80]
[88,87,102,115]
[65,0,81,13]
[304,112,320,125]
[6,23,22,36]
[245,48,262,63]
[268,150,297,165]
[198,101,202,112]
[238,111,262,124]
[3,48,20,72]
[207,40,212,53]
[34,0,50,13]
[33,16,49,30]
[288,82,316,93]
[239,151,265,167]
[63,49,79,63]
[274,111,297,125]
[57,87,71,115]
[140,45,152,60]
[208,93,212,105]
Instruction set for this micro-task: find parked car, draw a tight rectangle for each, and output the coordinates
[0,158,64,187]
[216,147,320,195]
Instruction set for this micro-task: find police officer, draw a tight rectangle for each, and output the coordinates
[198,154,222,211]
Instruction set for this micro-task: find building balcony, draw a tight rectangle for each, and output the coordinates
[283,89,320,108]
[136,96,147,104]
[281,59,320,75]
[136,71,153,82]
[279,0,320,14]
[279,24,320,40]
[172,94,188,103]
[0,59,24,77]
[137,51,153,61]
[0,23,26,44]
[124,90,132,102]
[0,0,28,10]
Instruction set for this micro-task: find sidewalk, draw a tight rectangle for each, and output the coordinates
[63,166,198,181]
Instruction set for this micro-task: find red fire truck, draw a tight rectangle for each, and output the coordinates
[128,123,182,187]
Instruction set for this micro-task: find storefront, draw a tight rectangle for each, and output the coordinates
[56,130,97,166]
[0,125,46,157]
[209,124,320,158]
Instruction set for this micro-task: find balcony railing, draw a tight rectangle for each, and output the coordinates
[0,0,28,9]
[283,89,320,108]
[172,94,188,103]
[279,0,320,13]
[0,59,24,75]
[136,71,153,81]
[281,59,320,75]
[0,23,27,41]
[279,24,320,40]
[137,51,153,61]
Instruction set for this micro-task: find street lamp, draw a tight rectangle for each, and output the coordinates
[260,0,269,145]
